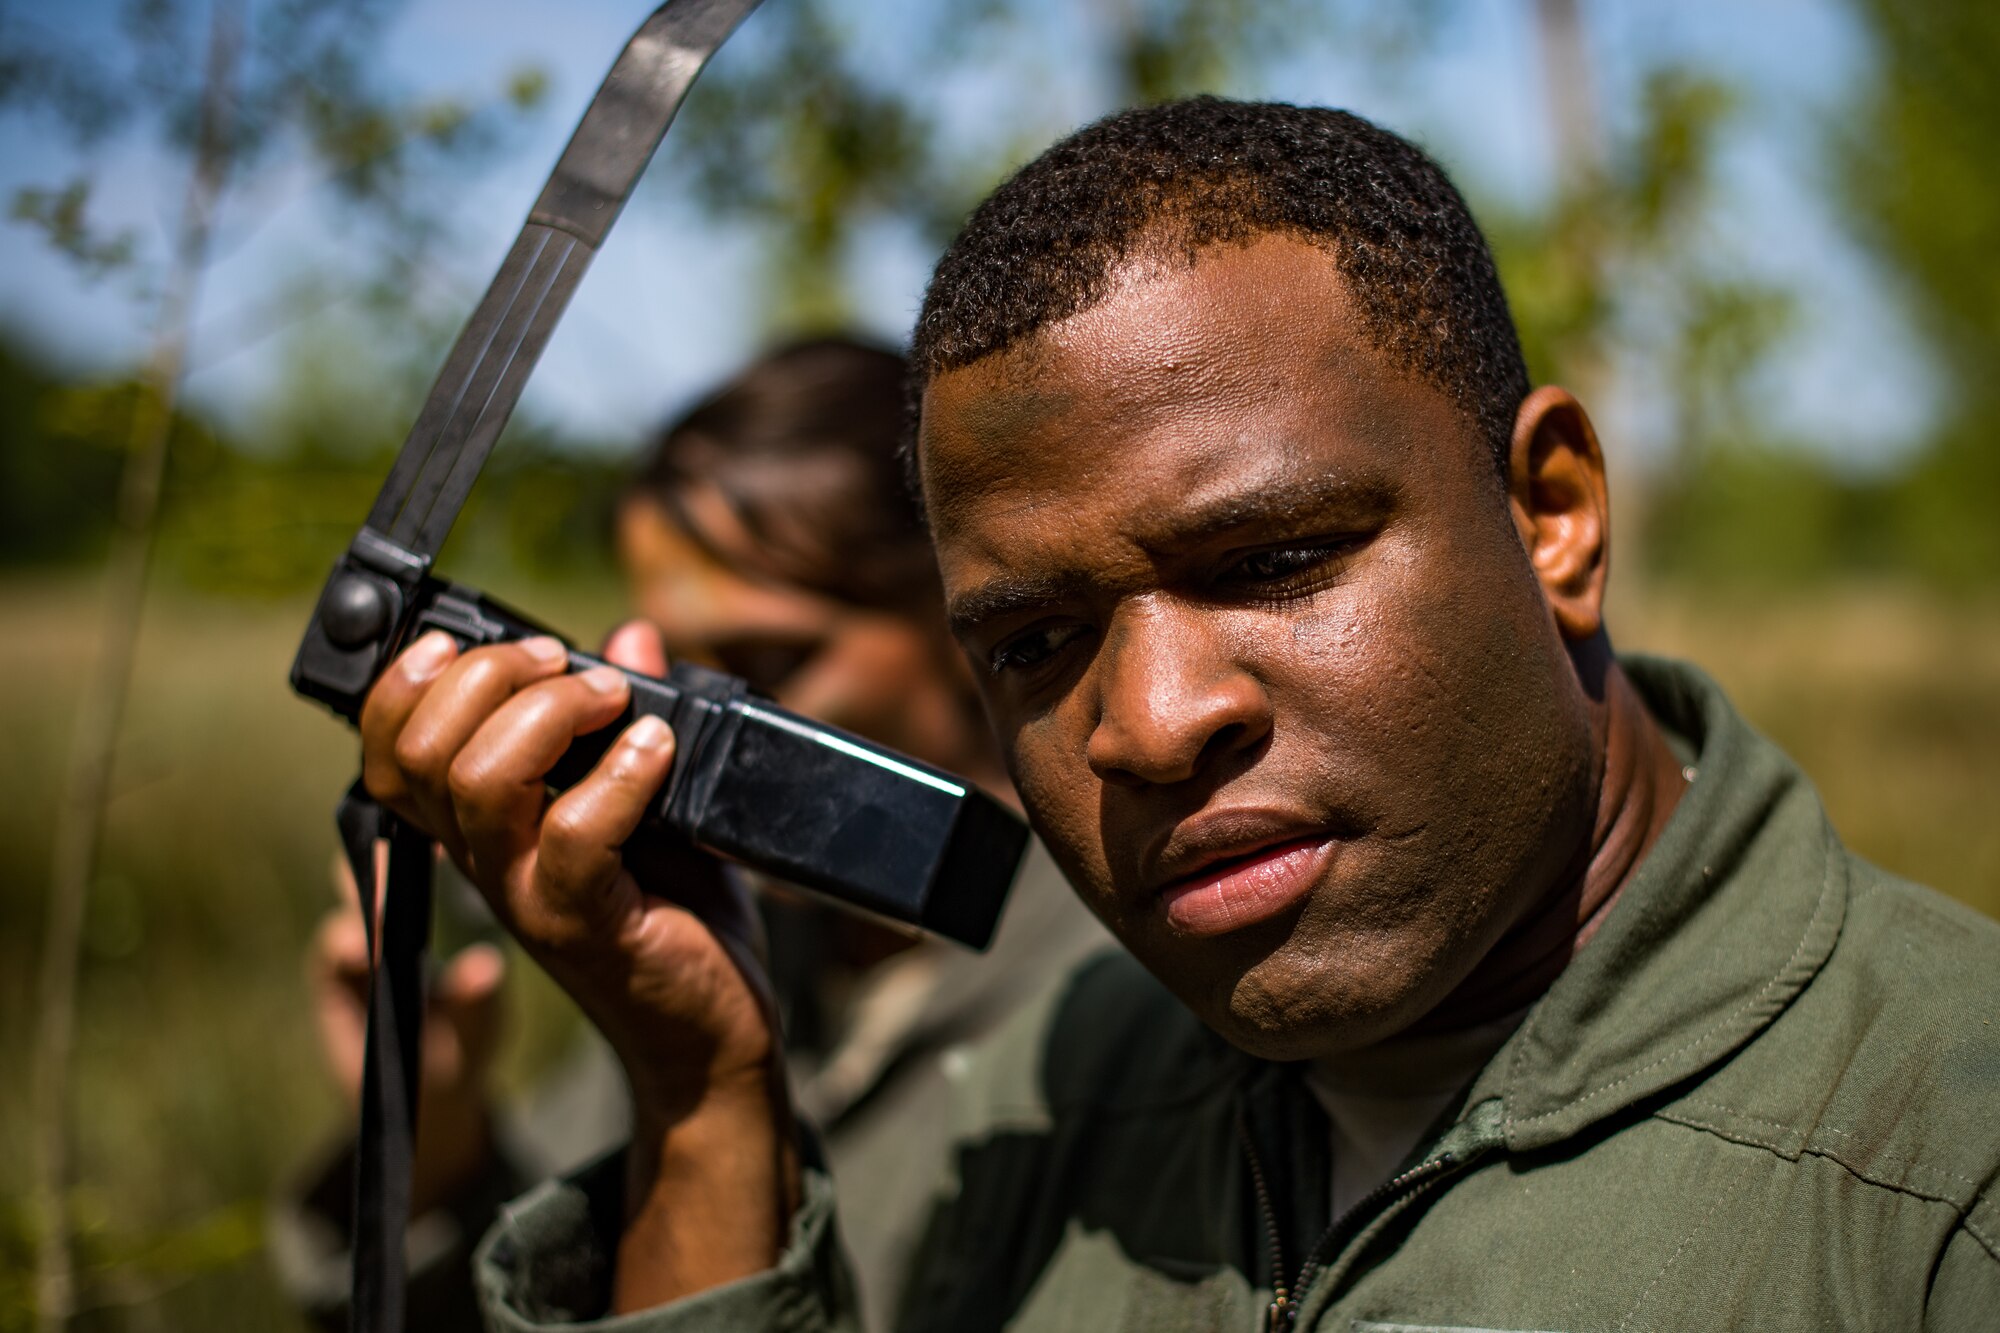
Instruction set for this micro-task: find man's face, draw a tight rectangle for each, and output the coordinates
[616,489,973,770]
[920,234,1597,1059]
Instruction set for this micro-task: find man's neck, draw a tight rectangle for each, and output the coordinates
[1417,649,1688,1032]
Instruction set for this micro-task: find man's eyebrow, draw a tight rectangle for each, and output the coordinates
[1167,488,1284,534]
[945,472,1394,639]
[947,572,1090,639]
[1167,470,1389,535]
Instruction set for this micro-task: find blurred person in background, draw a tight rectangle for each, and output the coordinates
[267,336,1108,1332]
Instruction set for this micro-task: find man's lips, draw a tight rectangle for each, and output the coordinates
[1155,835,1335,937]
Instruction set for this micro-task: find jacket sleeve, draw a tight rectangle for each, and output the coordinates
[473,1150,861,1333]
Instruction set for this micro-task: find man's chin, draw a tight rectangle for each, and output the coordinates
[1208,993,1415,1063]
[1156,931,1453,1063]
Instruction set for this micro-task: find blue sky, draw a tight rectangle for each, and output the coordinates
[0,0,1931,471]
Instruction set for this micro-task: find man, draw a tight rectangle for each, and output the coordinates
[270,339,1106,1332]
[359,99,2000,1329]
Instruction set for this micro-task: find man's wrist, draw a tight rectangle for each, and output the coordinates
[612,1079,800,1314]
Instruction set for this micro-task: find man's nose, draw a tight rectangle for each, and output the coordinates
[1084,602,1272,788]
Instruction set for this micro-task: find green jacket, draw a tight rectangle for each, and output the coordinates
[474,658,2000,1331]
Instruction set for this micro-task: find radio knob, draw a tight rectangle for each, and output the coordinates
[322,574,392,648]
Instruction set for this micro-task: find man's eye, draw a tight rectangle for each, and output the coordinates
[1226,541,1352,588]
[990,623,1088,675]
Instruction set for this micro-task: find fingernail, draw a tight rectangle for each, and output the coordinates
[626,715,670,749]
[522,635,567,665]
[581,666,626,694]
[402,631,456,680]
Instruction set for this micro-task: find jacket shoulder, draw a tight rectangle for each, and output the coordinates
[1667,852,2000,1256]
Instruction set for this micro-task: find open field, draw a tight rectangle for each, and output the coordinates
[1621,582,2000,913]
[0,572,1995,1327]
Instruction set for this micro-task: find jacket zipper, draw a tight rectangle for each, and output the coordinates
[1238,1109,1292,1328]
[1236,1111,1457,1332]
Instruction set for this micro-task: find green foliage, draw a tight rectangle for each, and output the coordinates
[0,341,123,564]
[670,0,1430,330]
[1646,443,1884,584]
[673,0,935,330]
[1882,428,2000,586]
[0,18,551,1313]
[1839,0,2000,387]
[1644,432,2000,592]
[505,65,550,112]
[1101,0,1324,107]
[1833,0,2000,587]
[668,0,1994,590]
[0,323,626,593]
[0,575,625,1330]
[8,181,135,281]
[0,1193,263,1328]
[1,0,548,301]
[0,0,563,595]
[1484,35,2000,592]
[0,1197,30,1332]
[1487,66,1795,441]
[1639,0,2000,591]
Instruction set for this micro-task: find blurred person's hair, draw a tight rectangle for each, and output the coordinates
[911,96,1530,477]
[632,336,939,612]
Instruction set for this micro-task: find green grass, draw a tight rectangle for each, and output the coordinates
[0,572,624,1331]
[0,572,1994,1327]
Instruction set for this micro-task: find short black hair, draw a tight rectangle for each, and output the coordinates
[910,96,1529,475]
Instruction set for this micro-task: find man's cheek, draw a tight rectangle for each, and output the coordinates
[1272,599,1447,746]
[1008,722,1113,892]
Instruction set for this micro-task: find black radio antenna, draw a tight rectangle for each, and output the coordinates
[366,0,761,561]
[301,8,765,1331]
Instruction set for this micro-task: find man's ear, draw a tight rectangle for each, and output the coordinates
[1506,385,1610,641]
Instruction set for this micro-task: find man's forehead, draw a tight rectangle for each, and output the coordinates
[930,237,1354,401]
[917,235,1409,536]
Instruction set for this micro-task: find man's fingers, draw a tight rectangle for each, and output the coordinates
[375,636,572,842]
[532,715,676,932]
[449,667,636,884]
[359,631,460,814]
[603,619,668,677]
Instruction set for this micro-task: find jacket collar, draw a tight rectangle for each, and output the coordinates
[1466,655,1850,1151]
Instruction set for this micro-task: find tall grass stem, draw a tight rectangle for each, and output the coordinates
[31,5,240,1327]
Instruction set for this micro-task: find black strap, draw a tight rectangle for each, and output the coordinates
[327,4,763,1324]
[338,783,436,1333]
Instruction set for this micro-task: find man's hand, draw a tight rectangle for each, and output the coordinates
[357,625,798,1310]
